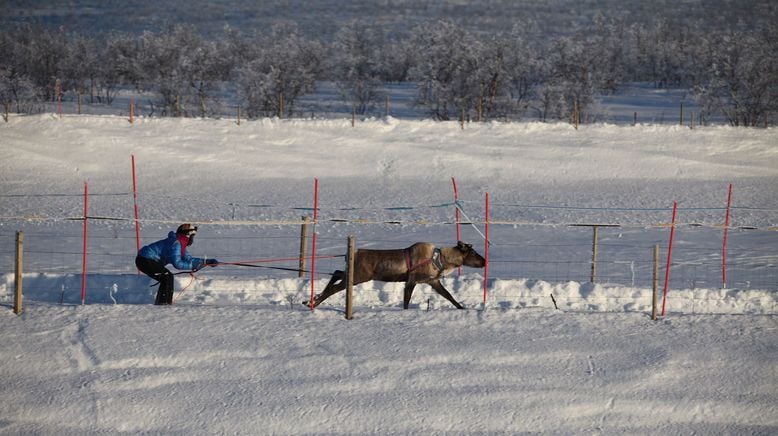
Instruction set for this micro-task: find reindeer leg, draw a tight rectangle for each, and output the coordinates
[403,281,417,309]
[304,270,346,307]
[430,279,465,309]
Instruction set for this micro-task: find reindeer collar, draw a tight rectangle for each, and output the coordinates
[404,248,445,277]
[431,249,445,272]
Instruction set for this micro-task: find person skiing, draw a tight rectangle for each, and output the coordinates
[135,223,219,305]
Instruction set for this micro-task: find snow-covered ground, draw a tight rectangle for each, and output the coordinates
[1,112,776,434]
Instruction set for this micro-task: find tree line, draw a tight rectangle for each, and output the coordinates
[0,16,775,126]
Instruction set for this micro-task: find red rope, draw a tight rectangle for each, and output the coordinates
[173,271,203,304]
[171,254,345,304]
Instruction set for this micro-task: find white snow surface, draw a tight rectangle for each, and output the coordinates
[1,114,777,434]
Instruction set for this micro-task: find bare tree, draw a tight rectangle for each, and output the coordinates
[331,20,384,116]
[236,23,322,119]
[694,28,778,126]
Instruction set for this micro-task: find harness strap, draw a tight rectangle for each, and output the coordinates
[404,248,445,279]
[404,248,413,273]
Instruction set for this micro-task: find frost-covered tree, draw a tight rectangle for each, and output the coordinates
[101,32,145,104]
[408,20,486,120]
[694,28,778,126]
[377,39,415,83]
[534,37,595,122]
[330,20,384,115]
[0,68,36,113]
[500,24,539,120]
[0,28,37,111]
[0,25,68,100]
[62,33,99,104]
[586,13,628,93]
[632,19,691,89]
[0,7,774,125]
[135,25,216,116]
[236,23,322,118]
[185,39,232,118]
[409,20,543,121]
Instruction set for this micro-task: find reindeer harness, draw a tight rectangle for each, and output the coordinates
[403,247,446,279]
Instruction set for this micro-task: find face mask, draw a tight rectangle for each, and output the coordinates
[187,235,195,246]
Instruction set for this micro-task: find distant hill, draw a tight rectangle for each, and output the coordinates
[1,0,772,40]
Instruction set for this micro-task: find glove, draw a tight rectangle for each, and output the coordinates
[205,258,219,266]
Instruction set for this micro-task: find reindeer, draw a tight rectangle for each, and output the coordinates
[306,241,485,309]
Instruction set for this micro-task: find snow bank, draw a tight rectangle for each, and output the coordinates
[3,272,775,315]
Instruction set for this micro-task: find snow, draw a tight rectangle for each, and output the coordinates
[1,113,777,434]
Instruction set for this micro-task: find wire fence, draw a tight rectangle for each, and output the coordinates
[2,177,777,312]
[1,213,776,314]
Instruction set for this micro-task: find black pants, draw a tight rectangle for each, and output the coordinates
[135,256,174,305]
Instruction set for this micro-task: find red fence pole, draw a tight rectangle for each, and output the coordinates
[660,201,677,316]
[309,178,319,311]
[722,183,733,288]
[483,192,489,305]
[81,181,89,305]
[132,155,141,254]
[452,177,462,276]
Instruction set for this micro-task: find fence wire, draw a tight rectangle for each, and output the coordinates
[1,218,775,314]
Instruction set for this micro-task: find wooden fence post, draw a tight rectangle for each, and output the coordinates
[237,106,241,126]
[679,102,684,126]
[652,245,659,320]
[55,79,62,118]
[573,99,580,130]
[14,231,23,314]
[345,236,356,320]
[298,216,309,278]
[570,224,619,284]
[722,183,733,288]
[385,95,390,118]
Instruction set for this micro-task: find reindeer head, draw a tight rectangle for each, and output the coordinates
[456,241,486,268]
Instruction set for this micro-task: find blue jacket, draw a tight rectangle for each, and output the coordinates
[138,231,205,271]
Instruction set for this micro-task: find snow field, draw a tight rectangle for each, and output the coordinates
[1,114,777,434]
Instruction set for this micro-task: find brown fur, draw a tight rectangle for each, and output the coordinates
[307,241,485,309]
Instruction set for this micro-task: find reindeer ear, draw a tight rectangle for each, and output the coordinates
[457,241,467,250]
